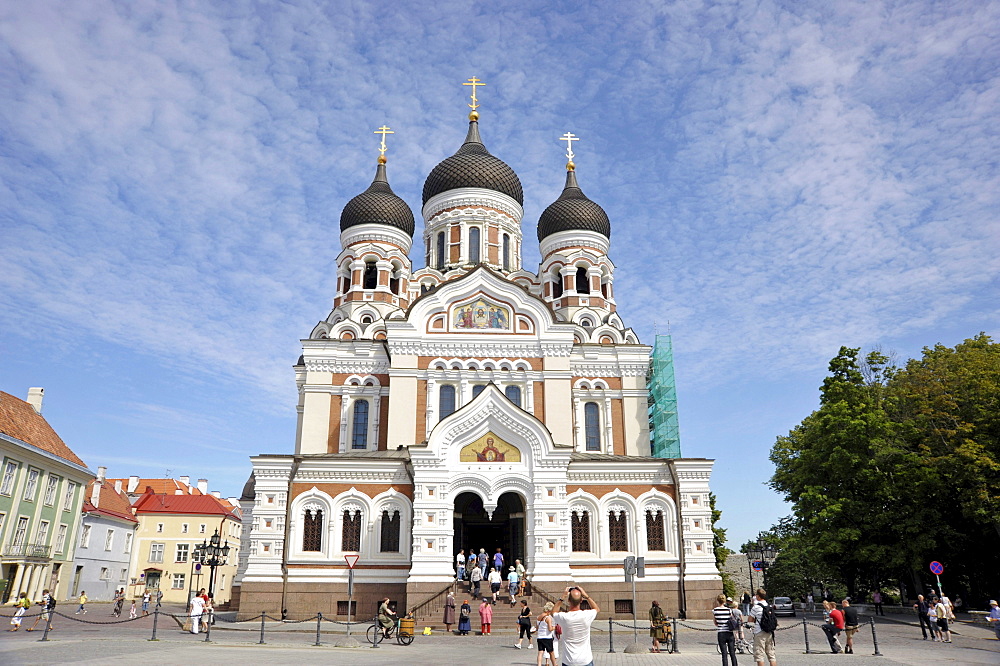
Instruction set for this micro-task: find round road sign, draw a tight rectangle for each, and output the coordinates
[929,561,944,575]
[751,561,763,572]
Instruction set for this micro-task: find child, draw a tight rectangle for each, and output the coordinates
[129,600,137,619]
[77,591,88,614]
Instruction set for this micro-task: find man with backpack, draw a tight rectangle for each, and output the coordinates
[748,588,778,666]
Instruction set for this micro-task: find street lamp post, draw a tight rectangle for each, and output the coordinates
[744,534,778,593]
[194,529,231,600]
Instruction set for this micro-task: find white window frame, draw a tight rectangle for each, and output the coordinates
[149,542,164,563]
[199,524,206,534]
[13,516,28,546]
[124,532,133,553]
[99,567,110,581]
[62,482,77,511]
[175,543,189,563]
[172,573,185,589]
[43,475,59,505]
[0,461,17,495]
[181,523,188,533]
[156,523,164,533]
[120,568,127,582]
[35,520,49,544]
[0,513,5,536]
[55,524,67,552]
[22,468,39,501]
[79,523,91,548]
[104,528,114,551]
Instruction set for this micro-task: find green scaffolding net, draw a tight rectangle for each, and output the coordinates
[648,334,681,458]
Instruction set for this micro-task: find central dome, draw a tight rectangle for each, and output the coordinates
[422,120,523,205]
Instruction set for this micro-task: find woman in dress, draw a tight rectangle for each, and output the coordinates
[649,600,667,653]
[8,592,30,631]
[444,591,456,633]
[458,599,472,635]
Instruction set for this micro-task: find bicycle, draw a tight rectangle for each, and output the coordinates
[716,627,754,655]
[366,615,415,646]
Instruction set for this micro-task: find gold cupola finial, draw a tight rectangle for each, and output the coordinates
[463,76,485,120]
[374,125,394,164]
[560,131,579,171]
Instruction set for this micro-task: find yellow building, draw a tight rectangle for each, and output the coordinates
[121,483,241,605]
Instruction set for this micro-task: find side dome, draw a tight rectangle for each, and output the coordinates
[239,473,256,501]
[537,169,611,241]
[340,162,415,236]
[422,120,523,205]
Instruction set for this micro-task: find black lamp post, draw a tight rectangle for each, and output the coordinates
[744,534,778,594]
[194,529,231,599]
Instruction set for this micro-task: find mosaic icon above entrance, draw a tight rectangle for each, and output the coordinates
[459,431,521,462]
[452,297,510,330]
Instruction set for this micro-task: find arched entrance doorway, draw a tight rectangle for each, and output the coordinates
[453,491,526,569]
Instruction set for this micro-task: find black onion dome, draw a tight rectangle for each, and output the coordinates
[340,163,415,236]
[422,120,523,205]
[240,473,256,501]
[537,169,611,241]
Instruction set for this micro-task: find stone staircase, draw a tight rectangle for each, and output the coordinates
[413,580,557,633]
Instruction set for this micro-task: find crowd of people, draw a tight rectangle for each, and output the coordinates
[455,547,526,606]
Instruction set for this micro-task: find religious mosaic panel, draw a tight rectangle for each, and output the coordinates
[452,297,511,330]
[459,431,521,463]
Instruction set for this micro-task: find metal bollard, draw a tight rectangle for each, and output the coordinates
[258,613,267,645]
[315,612,322,646]
[204,611,212,642]
[672,618,679,654]
[39,613,52,642]
[608,617,615,653]
[149,608,160,641]
[802,616,812,653]
[870,616,883,656]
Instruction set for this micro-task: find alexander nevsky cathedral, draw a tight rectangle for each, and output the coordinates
[233,80,721,621]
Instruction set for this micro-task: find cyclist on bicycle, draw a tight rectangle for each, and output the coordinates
[378,597,397,638]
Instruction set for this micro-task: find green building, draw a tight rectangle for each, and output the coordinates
[0,388,93,602]
[648,334,682,458]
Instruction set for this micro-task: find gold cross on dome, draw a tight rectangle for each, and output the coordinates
[463,76,486,110]
[560,132,579,161]
[374,125,394,157]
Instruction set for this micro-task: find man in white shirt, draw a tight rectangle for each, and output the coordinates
[553,585,601,666]
[748,588,777,666]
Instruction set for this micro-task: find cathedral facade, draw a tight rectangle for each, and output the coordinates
[233,98,721,621]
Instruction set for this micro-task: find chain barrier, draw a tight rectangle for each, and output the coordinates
[51,610,150,625]
[676,620,718,631]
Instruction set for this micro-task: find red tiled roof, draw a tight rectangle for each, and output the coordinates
[0,391,87,468]
[132,489,238,518]
[82,479,138,524]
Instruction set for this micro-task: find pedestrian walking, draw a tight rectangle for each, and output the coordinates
[142,590,151,616]
[493,547,504,573]
[872,590,884,616]
[479,597,493,635]
[748,587,778,666]
[477,548,488,578]
[76,591,88,614]
[649,600,667,653]
[189,591,206,634]
[458,599,472,635]
[742,590,753,616]
[714,593,739,666]
[933,597,952,642]
[112,588,124,617]
[470,563,483,599]
[8,592,31,631]
[443,591,456,633]
[155,588,163,608]
[27,589,53,632]
[913,594,934,640]
[129,599,137,619]
[515,599,533,649]
[821,600,844,653]
[805,592,814,613]
[456,549,465,581]
[842,598,859,654]
[467,551,477,581]
[553,585,601,666]
[939,592,955,620]
[986,600,1000,640]
[928,599,942,641]
[488,567,502,604]
[508,566,520,605]
[536,602,557,666]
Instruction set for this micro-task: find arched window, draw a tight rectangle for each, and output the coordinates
[552,277,564,299]
[469,227,480,264]
[363,261,378,289]
[472,384,486,399]
[576,266,590,293]
[580,318,593,328]
[646,509,666,551]
[360,315,373,325]
[380,509,401,552]
[601,280,609,298]
[342,510,361,551]
[302,508,323,552]
[584,402,601,451]
[502,234,510,271]
[436,232,446,269]
[571,511,590,552]
[439,385,456,420]
[389,268,400,295]
[351,400,369,450]
[608,511,628,551]
[504,385,521,407]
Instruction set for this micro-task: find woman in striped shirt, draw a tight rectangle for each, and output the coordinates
[714,593,739,666]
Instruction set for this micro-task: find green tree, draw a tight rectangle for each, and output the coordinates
[709,493,736,597]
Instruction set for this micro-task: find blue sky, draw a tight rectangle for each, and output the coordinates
[1,1,997,550]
